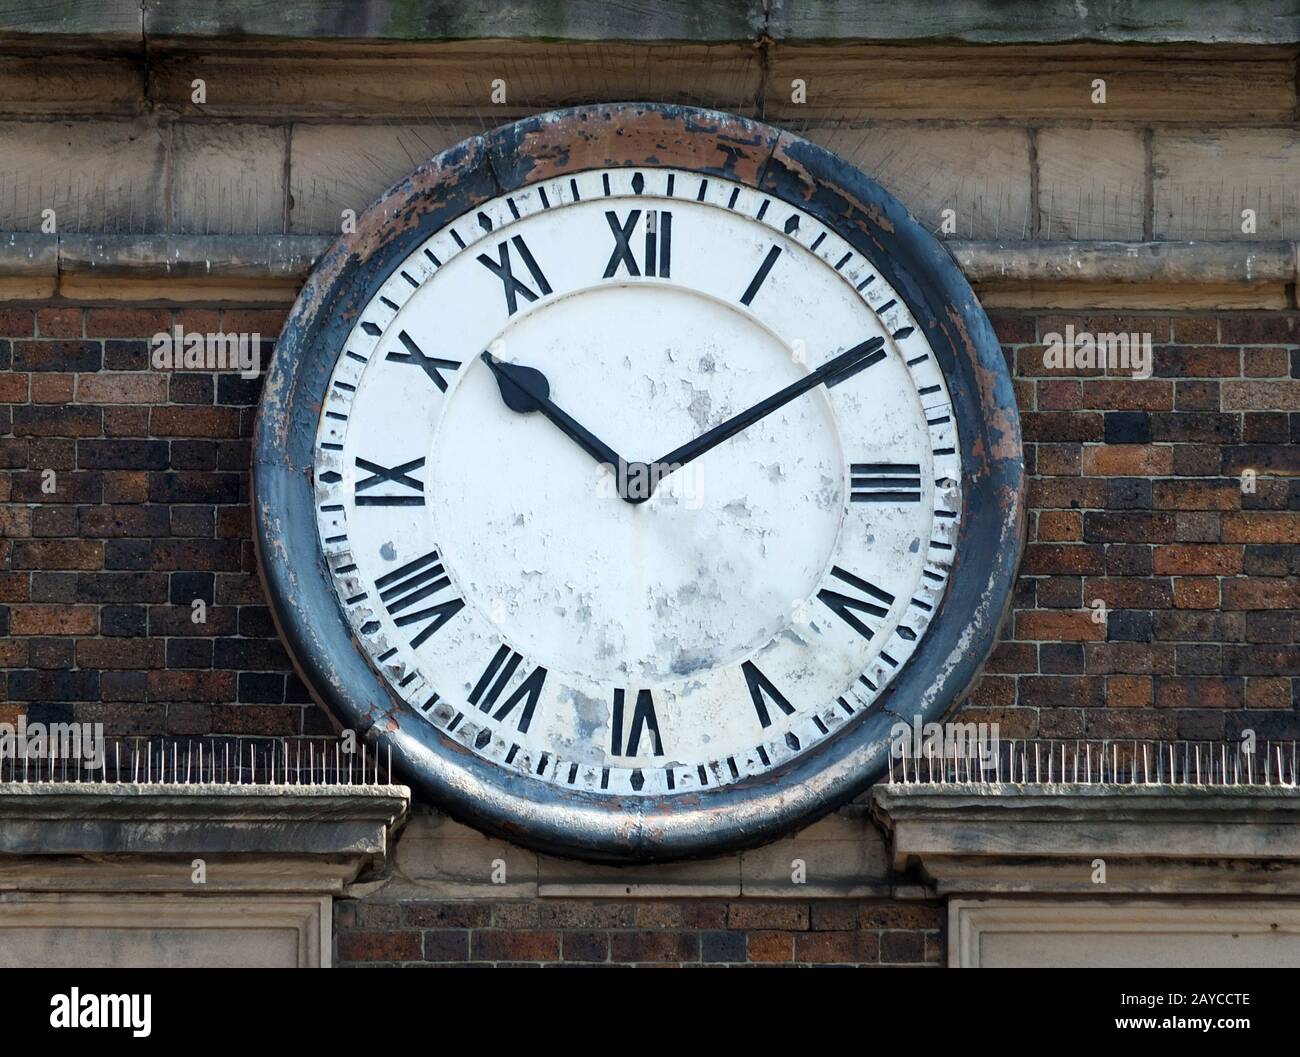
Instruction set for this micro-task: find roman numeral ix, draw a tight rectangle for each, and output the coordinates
[477,235,552,314]
[468,645,547,734]
[374,548,465,649]
[603,209,672,278]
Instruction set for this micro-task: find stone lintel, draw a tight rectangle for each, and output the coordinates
[873,784,1300,896]
[0,784,410,894]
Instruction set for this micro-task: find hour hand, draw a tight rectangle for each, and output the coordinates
[480,351,627,474]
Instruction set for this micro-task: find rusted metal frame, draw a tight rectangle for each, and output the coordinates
[253,102,1024,863]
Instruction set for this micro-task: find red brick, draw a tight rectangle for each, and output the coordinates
[1152,545,1242,576]
[1222,512,1300,544]
[221,308,286,335]
[1081,379,1173,410]
[1245,677,1292,708]
[1173,577,1221,609]
[146,669,235,702]
[9,604,97,635]
[11,539,103,570]
[1152,480,1240,511]
[1222,579,1300,610]
[746,932,794,962]
[1155,677,1243,709]
[608,930,698,963]
[85,308,171,338]
[36,307,82,338]
[1036,510,1082,540]
[1015,610,1104,641]
[1107,675,1153,707]
[794,931,879,965]
[149,406,241,438]
[1036,380,1080,410]
[1244,347,1290,377]
[1082,444,1172,476]
[1022,544,1106,576]
[77,374,168,404]
[0,308,33,337]
[1173,317,1218,343]
[30,374,74,403]
[0,373,28,402]
[726,901,808,930]
[337,930,421,963]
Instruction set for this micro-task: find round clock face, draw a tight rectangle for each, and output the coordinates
[256,104,1024,861]
[313,168,961,796]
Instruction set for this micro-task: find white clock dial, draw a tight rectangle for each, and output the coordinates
[312,166,962,797]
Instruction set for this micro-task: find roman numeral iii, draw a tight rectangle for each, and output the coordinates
[603,209,672,278]
[374,548,465,649]
[610,688,663,757]
[468,645,548,734]
[477,235,552,314]
[850,462,921,503]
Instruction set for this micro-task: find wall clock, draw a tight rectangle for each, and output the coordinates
[254,103,1024,862]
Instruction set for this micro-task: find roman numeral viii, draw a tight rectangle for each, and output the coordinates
[610,688,663,757]
[468,645,547,734]
[603,209,672,278]
[850,462,921,503]
[477,235,552,314]
[354,456,424,506]
[818,566,895,640]
[374,548,465,649]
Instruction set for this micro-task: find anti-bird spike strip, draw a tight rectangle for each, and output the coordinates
[887,739,1300,789]
[0,736,398,788]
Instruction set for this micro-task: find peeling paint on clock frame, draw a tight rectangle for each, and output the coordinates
[252,103,1025,864]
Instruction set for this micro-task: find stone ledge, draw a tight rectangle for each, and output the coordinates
[873,783,1300,896]
[3,1,1297,47]
[0,784,410,894]
[1,233,1293,293]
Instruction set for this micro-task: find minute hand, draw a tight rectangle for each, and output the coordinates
[655,337,886,472]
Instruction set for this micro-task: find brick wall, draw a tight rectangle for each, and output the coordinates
[959,311,1300,741]
[332,898,943,967]
[0,303,313,735]
[0,305,1297,738]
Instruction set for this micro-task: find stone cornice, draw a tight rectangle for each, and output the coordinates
[0,784,411,894]
[2,234,1294,306]
[873,784,1300,896]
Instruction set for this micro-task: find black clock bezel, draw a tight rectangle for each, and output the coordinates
[253,103,1025,864]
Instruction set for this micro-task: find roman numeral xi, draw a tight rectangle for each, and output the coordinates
[478,235,551,314]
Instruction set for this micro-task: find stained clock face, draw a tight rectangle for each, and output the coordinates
[314,167,960,795]
[256,104,1023,861]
